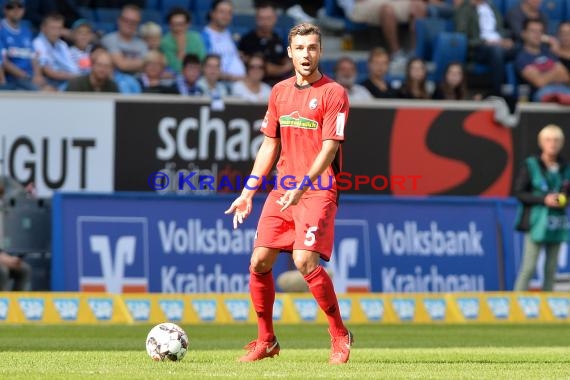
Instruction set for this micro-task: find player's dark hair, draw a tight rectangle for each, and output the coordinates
[167,7,191,24]
[288,23,321,46]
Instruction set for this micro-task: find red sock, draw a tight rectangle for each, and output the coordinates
[249,266,275,342]
[304,266,348,337]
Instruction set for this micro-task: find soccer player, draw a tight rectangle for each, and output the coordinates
[224,23,352,364]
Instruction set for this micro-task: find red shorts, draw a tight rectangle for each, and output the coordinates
[254,191,338,261]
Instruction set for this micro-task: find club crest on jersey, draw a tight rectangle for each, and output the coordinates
[309,98,318,110]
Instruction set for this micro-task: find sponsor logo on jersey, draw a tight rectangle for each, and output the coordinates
[88,298,114,321]
[309,98,318,110]
[547,297,569,319]
[517,296,540,319]
[225,299,250,321]
[423,298,446,321]
[487,297,509,319]
[18,298,45,321]
[159,300,184,321]
[192,300,217,321]
[392,298,415,321]
[293,299,318,321]
[53,298,79,321]
[457,297,479,320]
[279,111,318,130]
[360,299,384,321]
[125,300,151,321]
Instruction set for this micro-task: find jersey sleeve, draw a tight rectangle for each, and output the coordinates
[322,84,349,142]
[260,86,280,138]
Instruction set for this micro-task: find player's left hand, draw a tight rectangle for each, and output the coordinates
[277,189,304,212]
[224,196,252,229]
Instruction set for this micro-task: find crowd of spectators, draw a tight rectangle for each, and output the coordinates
[1,0,570,103]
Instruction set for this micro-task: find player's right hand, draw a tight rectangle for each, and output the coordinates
[224,196,252,229]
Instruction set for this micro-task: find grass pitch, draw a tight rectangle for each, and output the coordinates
[1,324,569,379]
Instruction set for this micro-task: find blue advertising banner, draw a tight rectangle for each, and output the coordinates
[52,193,293,293]
[52,193,570,294]
[331,196,503,292]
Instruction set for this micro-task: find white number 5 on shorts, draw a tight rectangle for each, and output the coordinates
[304,226,318,247]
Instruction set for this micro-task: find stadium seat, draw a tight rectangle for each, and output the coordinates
[489,0,507,15]
[414,18,447,61]
[78,7,96,22]
[161,0,192,16]
[541,0,565,22]
[93,21,116,34]
[356,59,368,83]
[432,32,467,82]
[232,14,255,29]
[504,0,520,14]
[323,0,367,32]
[96,8,121,23]
[146,0,161,10]
[142,9,163,24]
[548,19,561,35]
[319,58,336,78]
[192,0,212,13]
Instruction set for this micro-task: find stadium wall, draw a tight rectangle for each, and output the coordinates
[2,93,570,197]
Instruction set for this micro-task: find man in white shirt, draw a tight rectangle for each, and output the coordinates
[455,0,515,95]
[202,0,246,81]
[334,56,373,101]
[33,13,80,90]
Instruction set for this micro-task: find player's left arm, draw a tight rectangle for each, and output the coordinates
[278,85,348,211]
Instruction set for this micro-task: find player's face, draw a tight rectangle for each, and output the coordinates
[287,34,321,79]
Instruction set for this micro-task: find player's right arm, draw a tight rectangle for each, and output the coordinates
[225,86,281,228]
[224,136,280,229]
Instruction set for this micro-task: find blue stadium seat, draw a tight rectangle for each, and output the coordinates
[232,14,255,28]
[489,0,507,15]
[161,0,192,13]
[432,32,467,82]
[96,8,121,23]
[415,18,447,61]
[356,59,368,83]
[541,0,565,22]
[192,0,212,13]
[93,21,116,34]
[146,0,161,10]
[78,7,96,21]
[323,0,367,31]
[142,9,163,24]
[504,0,520,14]
[319,58,336,78]
[548,19,561,35]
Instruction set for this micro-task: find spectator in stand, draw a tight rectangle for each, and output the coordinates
[551,22,570,73]
[455,0,516,95]
[238,2,293,85]
[506,0,549,46]
[337,0,427,65]
[101,4,148,75]
[231,53,271,102]
[361,47,397,98]
[197,53,229,97]
[139,50,178,94]
[515,19,570,102]
[334,56,373,101]
[66,49,119,92]
[253,0,324,24]
[25,0,81,38]
[432,62,470,99]
[0,40,6,87]
[33,13,80,91]
[0,250,31,291]
[160,7,206,73]
[176,53,204,96]
[69,19,96,74]
[202,0,246,81]
[0,0,49,91]
[140,21,162,52]
[398,57,432,99]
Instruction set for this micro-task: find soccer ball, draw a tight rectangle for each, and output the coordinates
[145,322,189,361]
